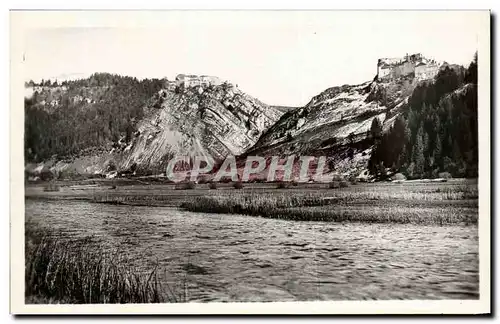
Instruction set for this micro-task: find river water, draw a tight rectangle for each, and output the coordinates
[25,199,479,302]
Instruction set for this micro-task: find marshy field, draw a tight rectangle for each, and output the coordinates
[25,179,479,303]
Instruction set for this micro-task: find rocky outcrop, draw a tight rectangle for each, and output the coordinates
[115,82,282,171]
[26,79,282,176]
[244,74,420,177]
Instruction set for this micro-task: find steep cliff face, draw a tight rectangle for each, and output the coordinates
[25,79,282,176]
[25,56,461,180]
[243,75,419,177]
[115,82,282,172]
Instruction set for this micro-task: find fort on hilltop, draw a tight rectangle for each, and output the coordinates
[377,53,441,81]
[175,74,223,88]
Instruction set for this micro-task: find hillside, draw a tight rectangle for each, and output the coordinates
[24,74,282,177]
[368,59,478,179]
[117,80,282,173]
[243,75,417,177]
[243,56,477,179]
[24,53,478,181]
[270,105,300,114]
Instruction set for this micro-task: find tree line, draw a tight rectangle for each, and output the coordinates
[367,54,478,179]
[25,73,164,162]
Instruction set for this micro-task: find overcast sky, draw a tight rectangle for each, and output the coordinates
[22,11,484,106]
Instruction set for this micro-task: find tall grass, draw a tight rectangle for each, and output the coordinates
[180,184,478,225]
[91,194,173,206]
[175,182,196,190]
[43,183,60,192]
[180,193,336,220]
[25,226,184,304]
[344,185,478,201]
[328,180,350,189]
[279,205,477,225]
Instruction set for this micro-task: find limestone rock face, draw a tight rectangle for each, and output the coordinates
[114,82,282,171]
[24,79,282,176]
[244,76,419,177]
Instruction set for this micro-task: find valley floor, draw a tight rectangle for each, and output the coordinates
[26,178,478,225]
[24,179,479,302]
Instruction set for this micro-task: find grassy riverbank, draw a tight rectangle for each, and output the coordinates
[27,179,479,225]
[25,225,186,304]
[179,182,478,225]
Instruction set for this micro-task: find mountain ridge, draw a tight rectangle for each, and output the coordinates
[24,73,282,177]
[24,53,478,181]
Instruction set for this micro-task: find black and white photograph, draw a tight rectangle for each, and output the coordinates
[10,10,490,314]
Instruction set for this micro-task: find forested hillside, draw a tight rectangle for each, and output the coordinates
[24,73,164,162]
[368,54,478,179]
[24,73,281,177]
[24,54,479,181]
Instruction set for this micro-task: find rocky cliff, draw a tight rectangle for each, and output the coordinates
[116,82,282,172]
[25,54,471,181]
[243,74,419,177]
[24,76,282,177]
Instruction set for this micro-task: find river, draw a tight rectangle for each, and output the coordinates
[25,199,479,302]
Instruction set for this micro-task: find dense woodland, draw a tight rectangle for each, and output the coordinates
[25,73,164,162]
[368,54,478,179]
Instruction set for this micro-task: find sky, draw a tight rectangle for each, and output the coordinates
[21,11,484,106]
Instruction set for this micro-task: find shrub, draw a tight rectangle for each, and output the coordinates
[40,170,54,181]
[277,182,290,189]
[106,161,117,172]
[349,177,358,185]
[197,177,208,184]
[129,162,138,173]
[393,173,407,181]
[329,181,340,189]
[339,180,349,188]
[331,174,343,182]
[291,181,299,187]
[438,172,452,179]
[220,177,233,184]
[233,182,244,189]
[57,171,67,180]
[208,182,217,190]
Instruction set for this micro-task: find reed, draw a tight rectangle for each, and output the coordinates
[43,183,60,192]
[25,226,185,304]
[180,184,478,225]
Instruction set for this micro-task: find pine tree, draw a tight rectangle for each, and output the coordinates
[368,145,379,175]
[348,132,355,145]
[423,130,429,158]
[398,143,407,172]
[407,162,416,179]
[370,116,383,142]
[434,136,442,170]
[378,161,387,178]
[412,126,425,178]
[465,51,478,85]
